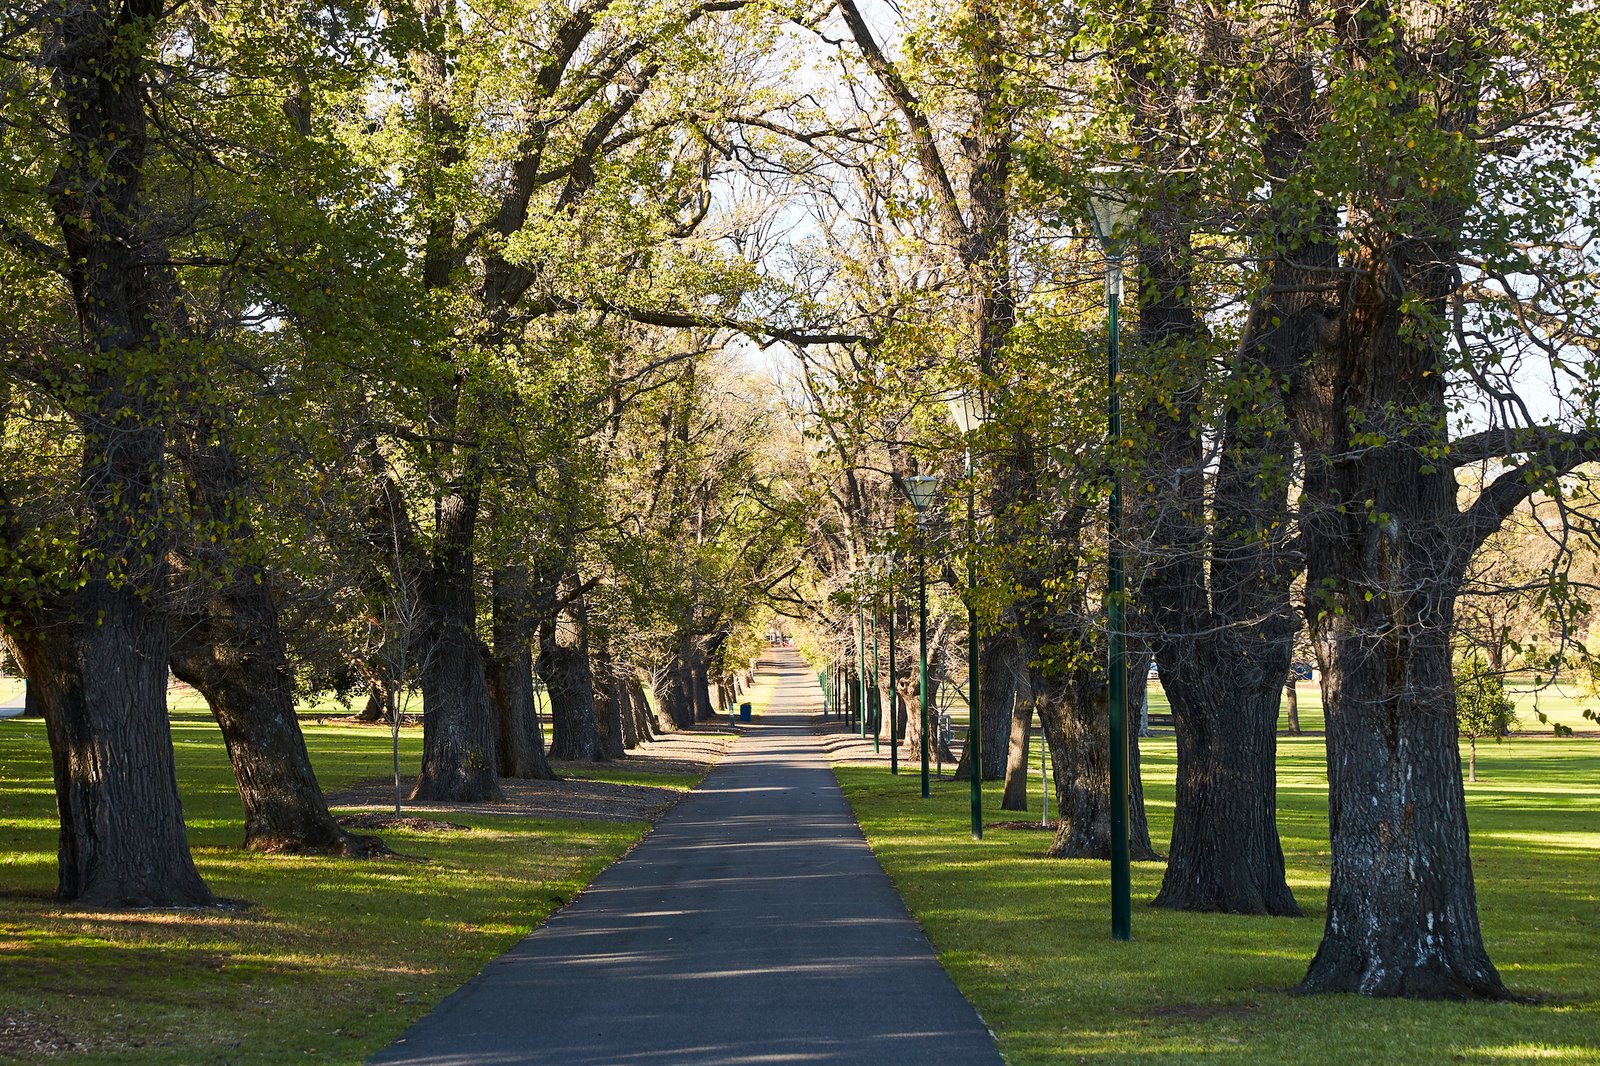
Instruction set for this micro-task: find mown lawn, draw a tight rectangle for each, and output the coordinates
[836,733,1600,1065]
[0,707,674,1064]
[943,674,1600,739]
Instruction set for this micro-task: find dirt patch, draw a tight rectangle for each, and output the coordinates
[332,776,684,824]
[329,727,736,824]
[1143,1002,1258,1024]
[0,1012,91,1059]
[335,813,471,833]
[552,725,735,779]
[987,819,1058,831]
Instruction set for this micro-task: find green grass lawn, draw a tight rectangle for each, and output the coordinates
[836,732,1600,1065]
[0,705,677,1065]
[940,675,1599,738]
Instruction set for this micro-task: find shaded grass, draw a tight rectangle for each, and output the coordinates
[0,707,669,1064]
[836,734,1600,1065]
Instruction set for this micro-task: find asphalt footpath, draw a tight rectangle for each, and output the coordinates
[370,648,1003,1066]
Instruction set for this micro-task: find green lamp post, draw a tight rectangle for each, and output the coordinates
[881,551,899,774]
[903,474,942,798]
[856,575,868,737]
[1086,167,1139,942]
[947,388,989,841]
[868,552,894,756]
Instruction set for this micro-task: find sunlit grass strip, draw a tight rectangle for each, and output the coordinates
[836,733,1600,1066]
[0,714,666,1064]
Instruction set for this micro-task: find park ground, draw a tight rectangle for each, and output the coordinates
[0,684,755,1065]
[829,678,1600,1065]
[1,663,1595,1065]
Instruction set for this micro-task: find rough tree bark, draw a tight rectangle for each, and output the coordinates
[487,565,555,780]
[358,681,389,723]
[633,676,670,736]
[957,632,1025,782]
[165,409,385,857]
[412,489,502,801]
[169,575,382,857]
[616,666,640,750]
[657,636,699,729]
[593,644,628,760]
[1153,638,1298,914]
[1000,699,1034,811]
[1093,0,1305,916]
[1036,655,1158,861]
[539,594,606,762]
[0,0,213,907]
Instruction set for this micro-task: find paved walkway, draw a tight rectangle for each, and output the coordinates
[371,649,1002,1065]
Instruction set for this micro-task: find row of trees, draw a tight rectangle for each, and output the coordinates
[3,0,1597,1008]
[773,0,1600,1002]
[0,0,814,906]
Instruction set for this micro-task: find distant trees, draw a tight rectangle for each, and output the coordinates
[0,0,807,904]
[1456,657,1517,783]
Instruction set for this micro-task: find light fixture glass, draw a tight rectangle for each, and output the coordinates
[1085,166,1138,253]
[904,474,942,513]
[945,389,989,436]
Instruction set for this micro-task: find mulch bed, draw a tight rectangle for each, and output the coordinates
[330,776,685,824]
[987,820,1058,831]
[335,813,471,833]
[328,726,738,824]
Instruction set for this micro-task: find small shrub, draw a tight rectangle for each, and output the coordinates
[1457,654,1517,782]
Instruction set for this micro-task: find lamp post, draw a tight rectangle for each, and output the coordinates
[884,553,899,774]
[869,564,881,754]
[856,577,868,737]
[1086,168,1139,942]
[903,475,941,798]
[947,389,989,841]
[868,552,893,756]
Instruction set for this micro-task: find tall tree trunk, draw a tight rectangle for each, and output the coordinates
[634,677,670,736]
[1293,406,1505,995]
[358,680,389,723]
[593,645,628,760]
[1131,172,1301,915]
[412,490,502,801]
[1300,596,1500,996]
[167,406,384,856]
[169,573,382,856]
[958,632,1024,782]
[487,566,555,780]
[13,618,214,907]
[1154,647,1298,914]
[1000,699,1035,811]
[658,638,698,729]
[616,667,640,750]
[690,643,718,723]
[539,595,605,762]
[1036,659,1158,861]
[4,0,213,907]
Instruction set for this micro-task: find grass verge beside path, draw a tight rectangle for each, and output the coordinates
[835,735,1600,1065]
[0,709,691,1065]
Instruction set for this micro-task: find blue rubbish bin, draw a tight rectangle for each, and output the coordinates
[739,701,752,722]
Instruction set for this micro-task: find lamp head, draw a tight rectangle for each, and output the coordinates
[904,474,942,513]
[1085,166,1138,253]
[945,390,989,436]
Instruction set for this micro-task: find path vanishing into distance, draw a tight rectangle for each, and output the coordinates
[371,649,1002,1065]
